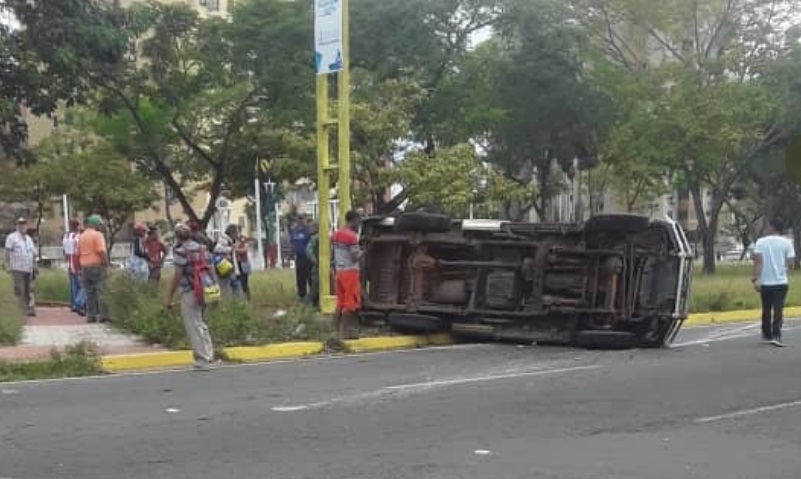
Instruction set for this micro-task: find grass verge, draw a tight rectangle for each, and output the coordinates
[106,274,337,352]
[0,342,102,383]
[0,275,24,346]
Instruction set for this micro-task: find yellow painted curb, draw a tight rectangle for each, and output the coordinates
[685,306,801,327]
[100,307,800,373]
[224,342,324,363]
[101,351,195,373]
[344,333,453,353]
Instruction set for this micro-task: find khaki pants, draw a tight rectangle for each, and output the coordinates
[181,291,214,364]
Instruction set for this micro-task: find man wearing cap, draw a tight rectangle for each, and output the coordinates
[62,219,85,316]
[4,217,37,317]
[290,214,312,301]
[78,214,111,323]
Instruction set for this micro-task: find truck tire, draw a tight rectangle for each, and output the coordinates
[584,214,651,235]
[574,330,639,350]
[396,212,452,234]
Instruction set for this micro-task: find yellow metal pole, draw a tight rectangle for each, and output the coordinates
[337,0,351,226]
[316,74,335,314]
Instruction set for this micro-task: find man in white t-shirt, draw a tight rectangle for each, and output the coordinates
[752,217,796,347]
[4,217,37,317]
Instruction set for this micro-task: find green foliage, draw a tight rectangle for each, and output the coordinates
[105,274,333,350]
[0,278,23,345]
[390,143,537,217]
[0,342,102,383]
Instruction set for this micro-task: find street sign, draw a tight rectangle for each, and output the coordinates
[314,0,343,75]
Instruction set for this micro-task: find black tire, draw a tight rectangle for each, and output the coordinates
[574,330,639,350]
[396,212,452,234]
[387,313,449,334]
[584,214,651,235]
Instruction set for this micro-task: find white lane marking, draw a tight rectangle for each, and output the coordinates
[0,343,489,387]
[271,365,602,412]
[672,325,801,348]
[694,399,801,423]
[384,365,601,391]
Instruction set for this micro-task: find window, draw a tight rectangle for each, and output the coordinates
[199,0,220,11]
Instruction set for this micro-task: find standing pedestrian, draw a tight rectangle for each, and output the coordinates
[752,216,796,347]
[63,219,85,315]
[332,210,362,342]
[291,214,312,301]
[187,219,214,249]
[78,214,111,324]
[235,234,252,301]
[165,223,215,370]
[306,221,320,308]
[127,224,150,284]
[4,217,37,317]
[213,224,244,298]
[145,225,167,288]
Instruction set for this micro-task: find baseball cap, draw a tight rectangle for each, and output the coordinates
[87,214,103,227]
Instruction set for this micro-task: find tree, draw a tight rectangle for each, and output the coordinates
[4,0,314,228]
[22,121,159,250]
[389,143,537,218]
[570,0,801,274]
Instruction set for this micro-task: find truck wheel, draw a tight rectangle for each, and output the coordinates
[584,214,650,235]
[574,330,639,350]
[396,212,452,234]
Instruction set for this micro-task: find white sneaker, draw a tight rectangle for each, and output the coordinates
[771,339,786,348]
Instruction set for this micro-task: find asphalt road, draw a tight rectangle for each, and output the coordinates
[2,320,801,479]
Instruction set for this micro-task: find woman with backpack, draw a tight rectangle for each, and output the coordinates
[213,224,244,299]
[164,224,217,370]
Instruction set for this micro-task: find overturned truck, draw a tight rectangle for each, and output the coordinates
[359,213,693,349]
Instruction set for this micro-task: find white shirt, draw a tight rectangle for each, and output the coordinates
[63,232,79,256]
[754,235,796,286]
[5,231,36,273]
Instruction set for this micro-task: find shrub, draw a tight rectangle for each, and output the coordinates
[34,269,70,304]
[0,341,102,382]
[106,275,335,349]
[0,279,23,346]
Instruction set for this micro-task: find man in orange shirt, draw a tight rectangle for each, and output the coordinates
[78,214,111,323]
[331,210,362,341]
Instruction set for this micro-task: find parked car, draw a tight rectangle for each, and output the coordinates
[359,212,694,349]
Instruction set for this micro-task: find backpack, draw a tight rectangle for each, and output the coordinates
[186,245,221,306]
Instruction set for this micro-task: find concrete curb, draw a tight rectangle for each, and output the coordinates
[100,334,454,373]
[98,310,788,373]
[684,306,801,326]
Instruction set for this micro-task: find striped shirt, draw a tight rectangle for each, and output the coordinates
[5,231,36,273]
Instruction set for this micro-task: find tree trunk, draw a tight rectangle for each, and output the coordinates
[688,179,723,275]
[794,224,801,269]
[163,180,174,226]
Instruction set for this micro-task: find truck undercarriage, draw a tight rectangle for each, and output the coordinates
[359,213,694,349]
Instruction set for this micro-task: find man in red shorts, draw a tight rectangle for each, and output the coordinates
[331,210,362,340]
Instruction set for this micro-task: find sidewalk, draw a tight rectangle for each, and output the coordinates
[0,307,162,362]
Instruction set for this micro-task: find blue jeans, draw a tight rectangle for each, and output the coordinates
[69,273,86,313]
